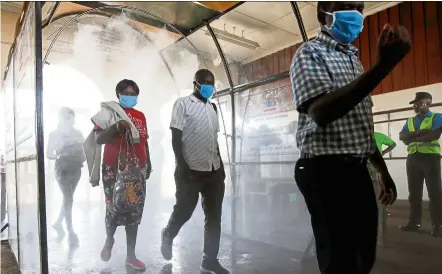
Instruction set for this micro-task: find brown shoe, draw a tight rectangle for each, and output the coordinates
[399,224,421,232]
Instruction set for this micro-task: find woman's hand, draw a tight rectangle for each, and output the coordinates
[116,120,131,135]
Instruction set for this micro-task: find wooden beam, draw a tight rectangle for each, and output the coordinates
[197,2,240,12]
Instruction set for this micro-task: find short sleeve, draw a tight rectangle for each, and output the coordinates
[382,134,395,146]
[290,44,333,113]
[170,99,186,131]
[432,113,442,130]
[401,121,409,133]
[142,113,149,139]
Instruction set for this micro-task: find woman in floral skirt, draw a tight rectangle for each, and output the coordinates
[92,79,151,271]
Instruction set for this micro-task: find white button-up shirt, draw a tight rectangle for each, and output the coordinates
[170,94,221,172]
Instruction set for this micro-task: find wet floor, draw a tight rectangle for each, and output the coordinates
[46,199,317,274]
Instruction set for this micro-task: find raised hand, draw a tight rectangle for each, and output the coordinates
[376,24,412,67]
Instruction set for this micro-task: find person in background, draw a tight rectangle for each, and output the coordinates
[161,69,228,274]
[88,79,152,271]
[399,92,442,237]
[46,107,85,245]
[290,1,410,273]
[374,132,396,156]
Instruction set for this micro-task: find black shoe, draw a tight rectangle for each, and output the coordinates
[201,259,229,274]
[161,229,173,260]
[400,223,421,232]
[431,225,442,237]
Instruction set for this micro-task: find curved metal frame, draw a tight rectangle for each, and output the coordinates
[34,3,49,274]
[203,2,309,239]
[4,1,310,270]
[43,10,180,91]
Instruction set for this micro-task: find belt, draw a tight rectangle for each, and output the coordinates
[300,152,368,165]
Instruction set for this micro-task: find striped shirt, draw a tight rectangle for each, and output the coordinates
[170,94,221,172]
[290,31,375,156]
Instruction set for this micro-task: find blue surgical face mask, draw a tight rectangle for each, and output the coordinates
[324,10,365,45]
[196,82,215,99]
[119,94,138,108]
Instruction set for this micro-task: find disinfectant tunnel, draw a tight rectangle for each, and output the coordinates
[1,2,320,273]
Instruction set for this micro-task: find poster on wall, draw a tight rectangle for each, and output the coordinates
[12,4,42,273]
[238,85,299,162]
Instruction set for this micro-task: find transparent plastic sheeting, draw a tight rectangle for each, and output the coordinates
[6,3,42,273]
[3,54,19,257]
[5,3,433,273]
[40,11,235,272]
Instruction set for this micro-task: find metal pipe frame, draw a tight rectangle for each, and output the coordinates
[291,2,308,42]
[204,21,238,238]
[41,1,60,28]
[35,2,49,274]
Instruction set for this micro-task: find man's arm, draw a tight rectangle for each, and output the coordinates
[171,128,188,169]
[410,129,442,142]
[306,61,397,127]
[370,143,389,175]
[400,129,442,144]
[292,26,410,127]
[46,132,57,160]
[170,99,189,170]
[382,141,396,156]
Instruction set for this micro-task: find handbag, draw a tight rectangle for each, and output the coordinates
[112,132,145,214]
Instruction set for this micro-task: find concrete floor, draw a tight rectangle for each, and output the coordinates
[2,198,442,274]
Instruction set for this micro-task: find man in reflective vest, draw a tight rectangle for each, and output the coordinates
[399,92,442,237]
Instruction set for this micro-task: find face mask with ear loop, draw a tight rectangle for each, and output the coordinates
[196,82,215,99]
[323,10,365,45]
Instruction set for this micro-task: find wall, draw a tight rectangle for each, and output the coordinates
[240,1,442,97]
[354,1,442,95]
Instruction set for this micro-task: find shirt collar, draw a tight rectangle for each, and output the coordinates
[415,111,432,118]
[190,94,208,103]
[316,31,359,56]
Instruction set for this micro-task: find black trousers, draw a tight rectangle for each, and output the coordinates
[295,155,378,274]
[165,166,225,261]
[406,153,442,226]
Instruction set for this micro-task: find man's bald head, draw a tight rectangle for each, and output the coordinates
[194,69,215,85]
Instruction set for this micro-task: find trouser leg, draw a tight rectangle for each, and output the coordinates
[422,155,442,226]
[406,155,425,225]
[295,157,377,274]
[200,169,225,261]
[165,168,200,238]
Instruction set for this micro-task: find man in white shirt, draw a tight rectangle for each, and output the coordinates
[161,69,228,274]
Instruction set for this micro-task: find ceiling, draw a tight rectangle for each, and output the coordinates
[2,1,400,81]
[184,1,401,64]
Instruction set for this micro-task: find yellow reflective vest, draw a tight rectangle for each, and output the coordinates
[407,113,440,154]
